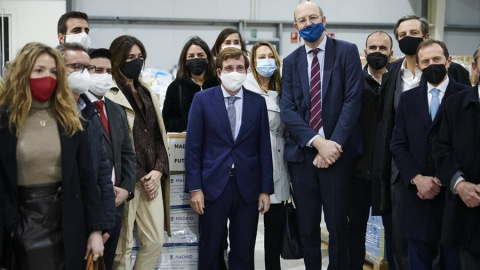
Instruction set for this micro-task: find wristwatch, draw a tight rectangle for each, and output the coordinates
[127,191,134,201]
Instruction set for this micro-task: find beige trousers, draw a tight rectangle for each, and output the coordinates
[113,181,164,270]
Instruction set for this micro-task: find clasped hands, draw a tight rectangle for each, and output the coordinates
[140,170,162,200]
[412,174,442,200]
[312,137,343,169]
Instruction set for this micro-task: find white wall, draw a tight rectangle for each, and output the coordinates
[0,0,65,61]
[75,0,424,70]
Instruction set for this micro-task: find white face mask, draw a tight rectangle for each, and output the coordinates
[220,71,246,92]
[89,73,113,96]
[68,70,91,95]
[65,32,91,49]
[221,44,242,51]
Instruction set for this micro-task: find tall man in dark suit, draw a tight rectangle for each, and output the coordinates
[433,46,480,270]
[87,48,137,270]
[391,39,467,270]
[280,2,363,269]
[185,47,273,270]
[372,15,472,270]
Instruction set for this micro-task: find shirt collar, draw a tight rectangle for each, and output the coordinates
[427,76,449,94]
[221,84,244,99]
[400,58,422,74]
[304,36,327,54]
[85,91,105,103]
[478,84,480,100]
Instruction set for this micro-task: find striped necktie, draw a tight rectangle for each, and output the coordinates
[309,48,322,132]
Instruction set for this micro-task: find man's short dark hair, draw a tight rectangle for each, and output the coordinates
[89,48,111,60]
[415,39,449,64]
[474,45,480,65]
[365,31,393,50]
[57,11,88,34]
[393,15,429,40]
[215,47,249,71]
[56,42,88,58]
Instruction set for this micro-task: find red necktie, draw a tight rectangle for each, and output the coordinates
[309,48,322,132]
[94,100,110,137]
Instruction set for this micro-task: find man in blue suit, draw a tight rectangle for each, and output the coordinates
[280,2,363,269]
[390,39,467,270]
[185,47,273,270]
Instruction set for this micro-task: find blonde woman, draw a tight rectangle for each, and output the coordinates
[244,41,289,270]
[0,42,105,269]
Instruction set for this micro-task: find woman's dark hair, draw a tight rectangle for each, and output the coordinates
[109,35,147,83]
[211,28,247,57]
[177,36,216,81]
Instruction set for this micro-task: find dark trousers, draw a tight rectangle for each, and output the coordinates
[198,176,259,270]
[408,239,460,270]
[288,148,353,270]
[104,214,122,270]
[381,212,395,270]
[459,247,480,270]
[264,203,285,270]
[347,178,372,270]
[390,179,409,270]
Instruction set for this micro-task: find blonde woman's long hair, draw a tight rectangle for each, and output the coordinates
[0,42,82,136]
[249,41,282,94]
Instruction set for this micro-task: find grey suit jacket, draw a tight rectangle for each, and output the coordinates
[104,97,136,217]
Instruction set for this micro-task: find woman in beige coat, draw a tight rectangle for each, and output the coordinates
[106,35,170,270]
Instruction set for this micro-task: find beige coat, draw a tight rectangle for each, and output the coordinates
[106,80,171,236]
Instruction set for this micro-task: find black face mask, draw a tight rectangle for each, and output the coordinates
[120,58,143,79]
[186,58,208,76]
[422,64,447,85]
[366,52,389,70]
[398,36,424,56]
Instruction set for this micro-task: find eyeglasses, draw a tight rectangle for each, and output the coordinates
[221,66,246,73]
[296,15,320,27]
[93,67,112,74]
[66,63,96,73]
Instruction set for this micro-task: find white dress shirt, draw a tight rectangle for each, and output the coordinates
[400,58,422,92]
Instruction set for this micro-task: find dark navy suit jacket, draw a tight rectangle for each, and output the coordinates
[390,76,467,241]
[185,85,274,203]
[280,37,363,162]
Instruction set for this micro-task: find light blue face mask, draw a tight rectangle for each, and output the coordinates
[255,59,278,77]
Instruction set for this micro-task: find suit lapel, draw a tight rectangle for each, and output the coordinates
[296,48,310,109]
[209,86,234,142]
[322,37,335,99]
[236,88,254,144]
[432,78,455,126]
[414,81,432,128]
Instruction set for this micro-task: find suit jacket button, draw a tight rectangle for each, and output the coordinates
[74,193,79,199]
[426,156,431,162]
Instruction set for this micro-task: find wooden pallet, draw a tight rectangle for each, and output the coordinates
[364,257,388,270]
